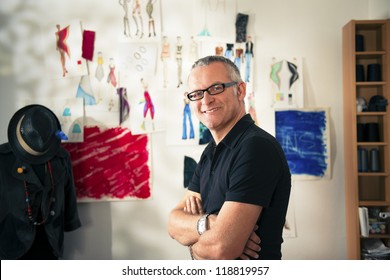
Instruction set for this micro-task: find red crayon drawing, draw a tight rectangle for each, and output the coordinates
[63,126,150,201]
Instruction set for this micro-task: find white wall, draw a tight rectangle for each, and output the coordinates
[0,0,388,260]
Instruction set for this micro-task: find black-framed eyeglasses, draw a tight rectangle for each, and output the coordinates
[186,81,237,101]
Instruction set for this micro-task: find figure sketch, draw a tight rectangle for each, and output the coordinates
[55,24,70,77]
[119,0,132,38]
[140,78,155,130]
[176,36,183,88]
[146,0,157,37]
[182,97,194,140]
[132,0,144,38]
[161,36,170,88]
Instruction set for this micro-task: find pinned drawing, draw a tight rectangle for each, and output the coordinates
[117,87,130,126]
[182,98,195,140]
[140,78,155,131]
[275,108,331,180]
[55,24,70,77]
[45,20,88,78]
[119,0,132,38]
[146,0,157,37]
[63,126,151,201]
[269,57,303,108]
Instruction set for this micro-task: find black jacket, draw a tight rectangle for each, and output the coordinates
[0,143,81,259]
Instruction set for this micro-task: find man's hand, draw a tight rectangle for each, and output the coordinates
[239,225,261,260]
[184,196,203,215]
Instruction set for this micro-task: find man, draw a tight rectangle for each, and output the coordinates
[0,104,81,259]
[168,56,291,260]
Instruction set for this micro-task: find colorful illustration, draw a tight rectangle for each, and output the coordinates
[140,78,155,131]
[118,87,130,125]
[76,75,96,105]
[182,98,194,140]
[176,36,183,88]
[132,0,144,38]
[119,0,132,38]
[107,57,117,88]
[161,36,170,88]
[146,0,157,37]
[275,108,331,179]
[245,35,254,83]
[63,126,151,201]
[55,24,70,77]
[81,29,95,61]
[95,51,105,82]
[269,57,304,108]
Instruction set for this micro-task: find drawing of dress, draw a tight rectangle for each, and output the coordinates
[176,37,183,88]
[132,0,143,39]
[245,38,254,82]
[161,37,170,88]
[141,89,155,130]
[56,25,70,57]
[118,87,130,125]
[55,25,70,77]
[189,36,198,62]
[215,45,223,56]
[225,43,234,60]
[270,59,283,90]
[95,51,104,82]
[287,60,299,89]
[146,0,156,37]
[182,99,194,140]
[107,58,117,88]
[76,75,96,105]
[234,48,243,69]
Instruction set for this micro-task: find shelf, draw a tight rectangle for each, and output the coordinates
[355,51,386,58]
[357,112,387,116]
[356,82,386,86]
[358,172,388,176]
[361,234,390,239]
[360,201,390,207]
[343,19,390,259]
[357,142,387,146]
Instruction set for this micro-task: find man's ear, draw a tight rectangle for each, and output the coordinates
[237,82,246,99]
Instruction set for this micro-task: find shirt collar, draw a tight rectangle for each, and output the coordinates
[221,114,254,149]
[204,114,254,158]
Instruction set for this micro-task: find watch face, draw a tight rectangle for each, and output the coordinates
[197,216,207,235]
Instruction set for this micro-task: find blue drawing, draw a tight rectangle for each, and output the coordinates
[72,123,82,134]
[63,107,71,116]
[275,110,329,178]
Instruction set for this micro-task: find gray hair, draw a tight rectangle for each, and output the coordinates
[191,55,243,83]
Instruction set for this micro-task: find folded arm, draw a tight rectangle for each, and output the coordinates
[168,190,261,259]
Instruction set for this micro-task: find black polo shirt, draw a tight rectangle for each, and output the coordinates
[188,114,291,259]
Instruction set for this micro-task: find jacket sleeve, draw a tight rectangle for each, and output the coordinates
[62,148,82,232]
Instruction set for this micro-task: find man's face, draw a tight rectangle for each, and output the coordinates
[187,62,245,138]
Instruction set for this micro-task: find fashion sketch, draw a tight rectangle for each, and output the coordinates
[132,0,144,38]
[161,36,170,88]
[119,0,132,38]
[176,36,183,88]
[140,78,155,131]
[146,0,157,37]
[55,24,70,77]
[182,98,194,140]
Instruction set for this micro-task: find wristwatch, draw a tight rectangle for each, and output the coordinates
[197,214,210,235]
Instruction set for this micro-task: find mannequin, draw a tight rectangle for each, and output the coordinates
[0,104,81,259]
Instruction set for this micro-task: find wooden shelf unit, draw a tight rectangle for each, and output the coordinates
[343,19,390,259]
